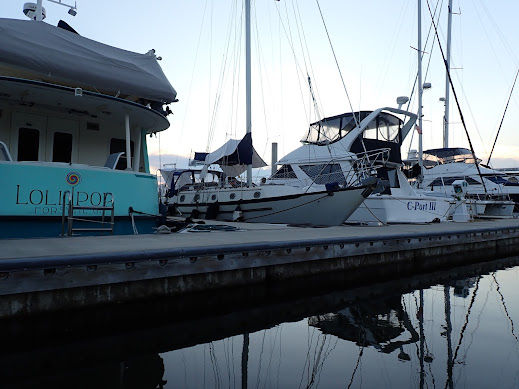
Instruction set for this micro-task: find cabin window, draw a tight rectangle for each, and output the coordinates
[300,164,346,185]
[486,175,509,185]
[110,138,135,170]
[429,176,481,187]
[52,132,73,163]
[363,115,400,143]
[17,128,40,161]
[271,164,297,179]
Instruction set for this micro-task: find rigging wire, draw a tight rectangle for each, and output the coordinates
[291,0,324,122]
[426,0,488,194]
[492,273,519,344]
[347,305,366,389]
[475,0,519,67]
[255,330,267,389]
[406,0,443,154]
[207,0,241,152]
[486,67,519,166]
[261,325,282,389]
[272,0,315,124]
[314,0,359,128]
[451,276,481,366]
[377,0,413,102]
[173,0,211,166]
[299,325,317,389]
[209,342,223,388]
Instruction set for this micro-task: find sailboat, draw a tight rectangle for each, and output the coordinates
[406,0,516,218]
[162,0,377,226]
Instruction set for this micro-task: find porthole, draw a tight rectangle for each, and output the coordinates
[230,193,236,200]
[179,195,185,202]
[211,194,217,201]
[254,191,261,198]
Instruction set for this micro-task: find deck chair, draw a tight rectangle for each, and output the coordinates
[104,152,125,169]
[0,141,13,161]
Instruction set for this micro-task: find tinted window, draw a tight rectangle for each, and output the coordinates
[486,175,508,184]
[17,128,39,161]
[52,132,73,163]
[429,176,481,187]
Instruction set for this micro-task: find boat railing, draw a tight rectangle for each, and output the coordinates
[350,148,391,183]
[428,175,513,201]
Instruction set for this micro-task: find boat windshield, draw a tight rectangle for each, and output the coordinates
[486,175,510,184]
[423,148,479,168]
[301,111,402,145]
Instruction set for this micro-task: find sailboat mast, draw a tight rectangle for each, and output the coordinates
[36,0,44,21]
[418,0,424,183]
[443,0,453,148]
[245,0,252,186]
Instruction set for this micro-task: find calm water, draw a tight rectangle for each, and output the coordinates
[2,256,519,388]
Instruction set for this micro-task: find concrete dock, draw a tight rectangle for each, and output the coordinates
[1,218,519,317]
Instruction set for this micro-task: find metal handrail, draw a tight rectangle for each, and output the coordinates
[60,190,72,237]
[61,192,115,236]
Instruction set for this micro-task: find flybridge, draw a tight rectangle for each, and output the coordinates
[0,18,177,105]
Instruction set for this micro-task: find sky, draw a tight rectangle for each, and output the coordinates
[3,0,519,174]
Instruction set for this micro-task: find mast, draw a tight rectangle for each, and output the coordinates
[36,0,44,21]
[444,286,454,389]
[417,0,424,185]
[245,0,252,186]
[241,333,249,389]
[419,289,425,389]
[443,0,453,148]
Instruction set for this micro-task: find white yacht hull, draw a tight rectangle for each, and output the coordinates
[346,194,454,224]
[170,184,373,226]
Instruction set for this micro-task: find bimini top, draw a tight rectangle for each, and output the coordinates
[0,18,177,104]
[423,148,479,167]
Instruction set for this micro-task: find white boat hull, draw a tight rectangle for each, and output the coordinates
[170,184,373,226]
[346,195,454,224]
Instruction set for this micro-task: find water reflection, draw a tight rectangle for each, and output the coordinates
[1,256,519,388]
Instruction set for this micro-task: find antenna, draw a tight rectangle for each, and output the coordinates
[23,3,46,20]
[396,96,409,110]
[24,0,77,20]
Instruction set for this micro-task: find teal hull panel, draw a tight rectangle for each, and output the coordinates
[1,162,161,238]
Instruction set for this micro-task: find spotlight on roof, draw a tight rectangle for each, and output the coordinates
[68,8,77,16]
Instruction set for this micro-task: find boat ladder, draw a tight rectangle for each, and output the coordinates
[61,191,115,236]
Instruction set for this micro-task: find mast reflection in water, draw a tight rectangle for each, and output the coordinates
[1,256,519,388]
[161,259,519,388]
